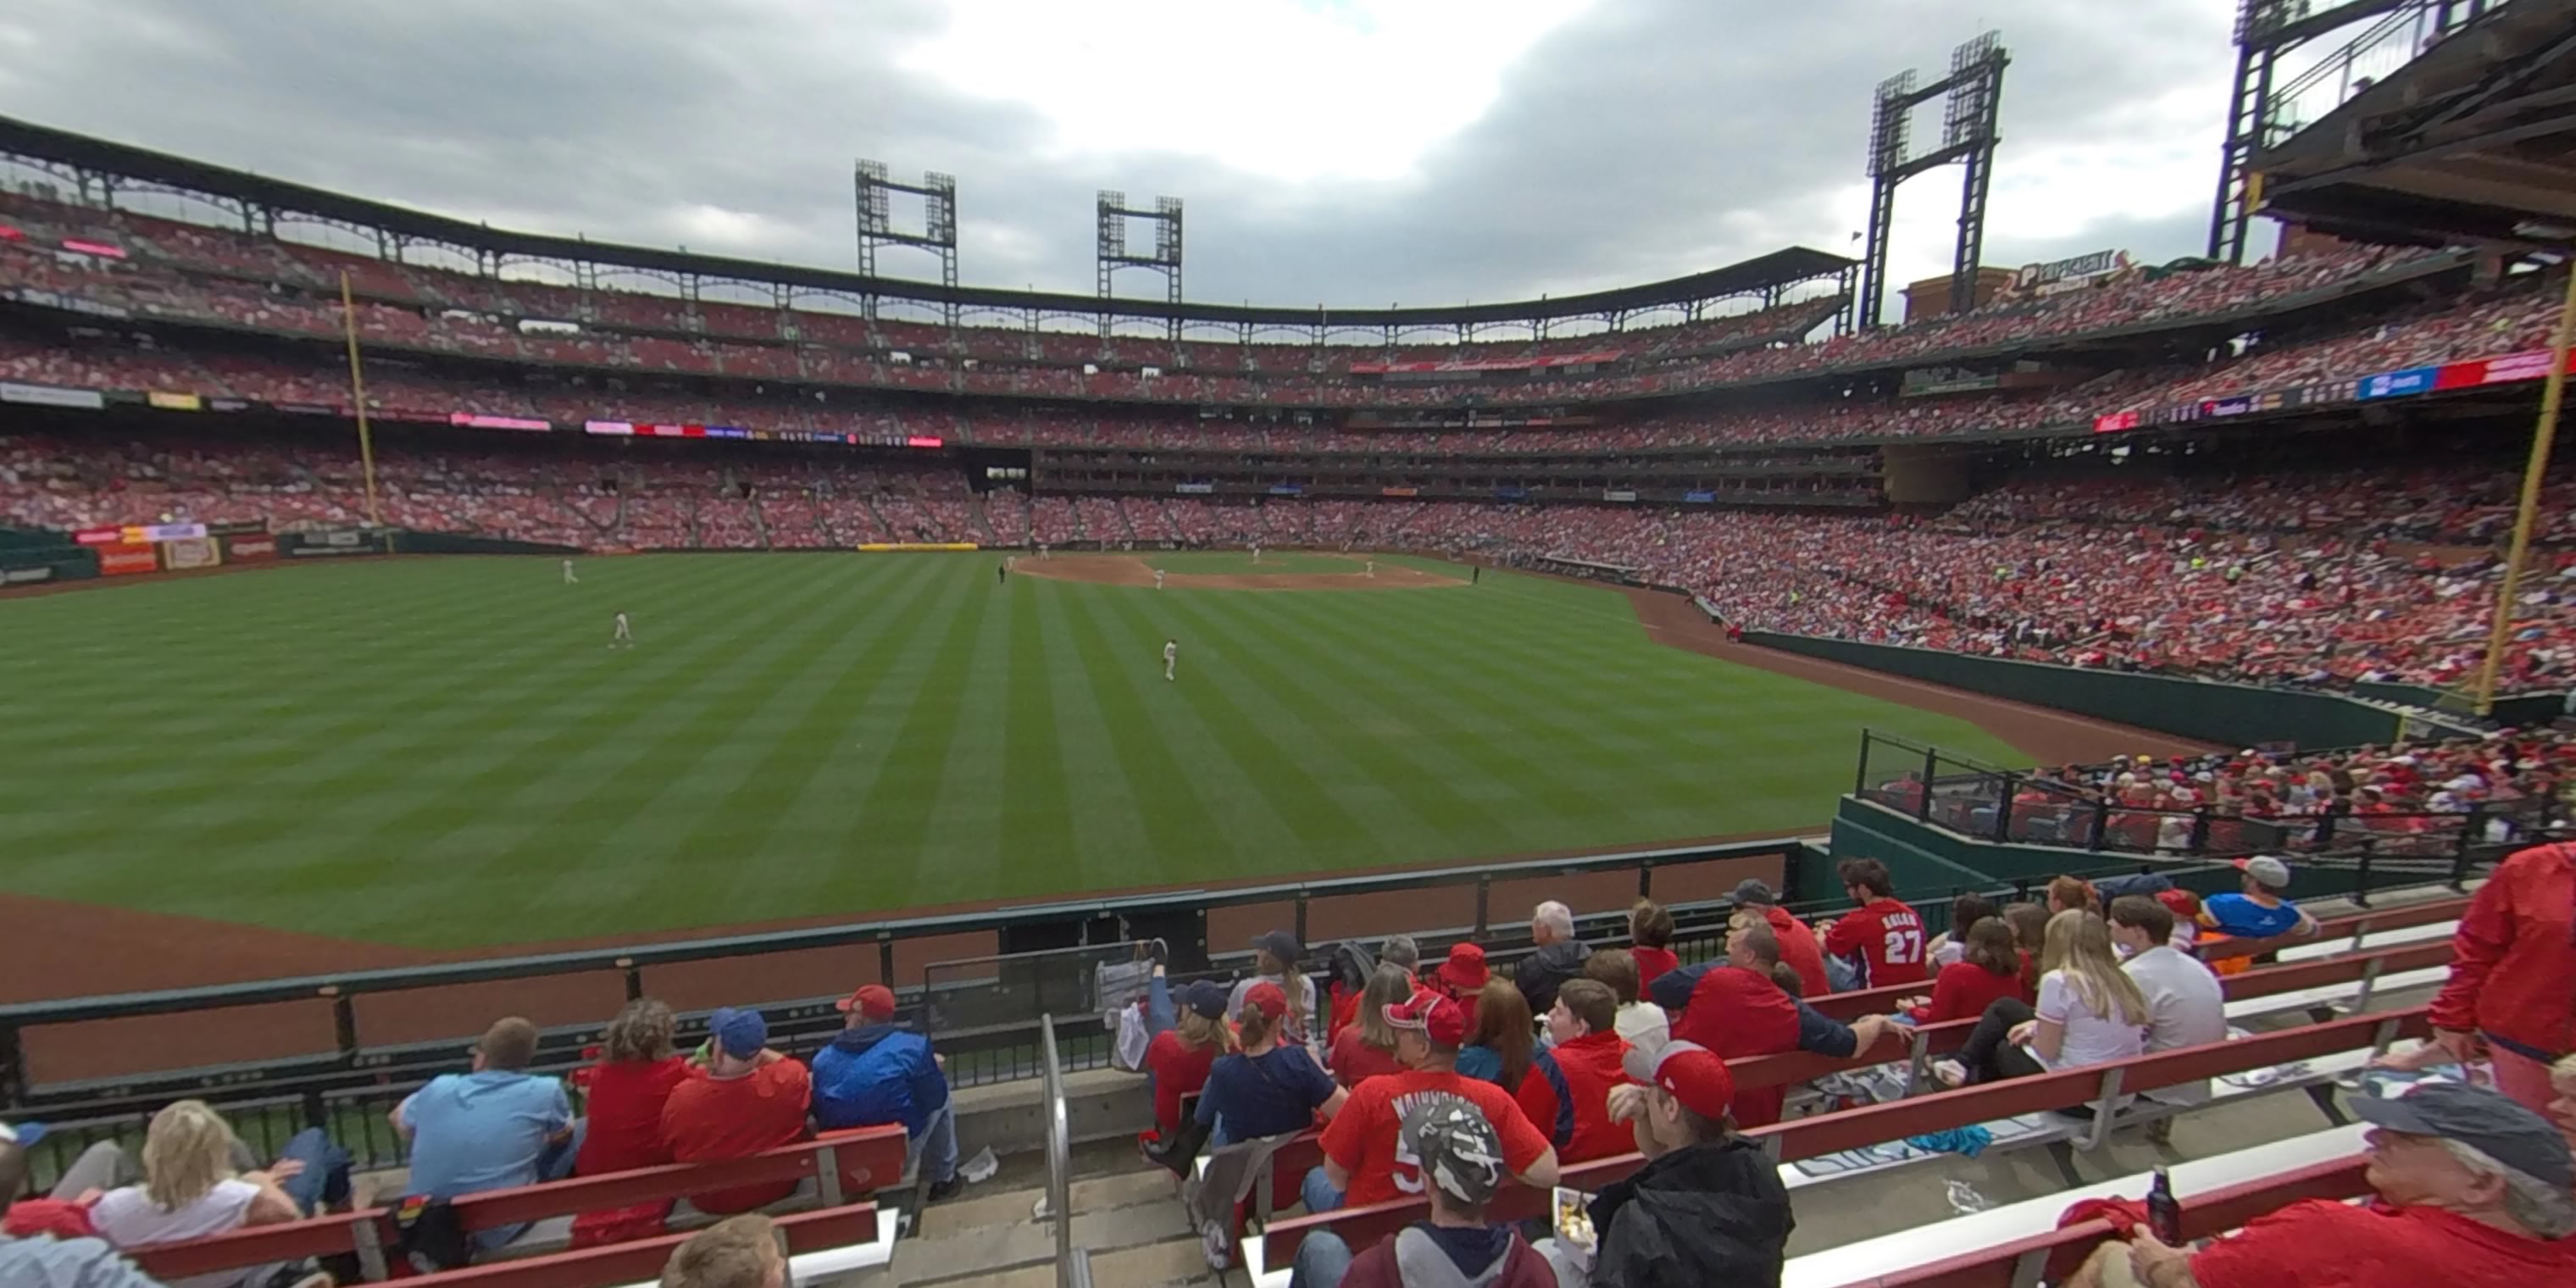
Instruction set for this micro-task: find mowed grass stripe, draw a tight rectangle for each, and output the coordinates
[736,558,975,886]
[1020,571,1153,879]
[514,558,944,934]
[1093,586,1394,862]
[1049,581,1244,877]
[0,553,2031,947]
[1139,586,1502,862]
[147,558,878,935]
[996,580,1078,889]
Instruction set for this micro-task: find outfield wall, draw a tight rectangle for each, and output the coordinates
[1744,630,2442,749]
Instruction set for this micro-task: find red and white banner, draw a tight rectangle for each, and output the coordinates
[97,544,159,575]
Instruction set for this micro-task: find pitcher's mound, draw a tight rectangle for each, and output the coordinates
[1017,554,1461,591]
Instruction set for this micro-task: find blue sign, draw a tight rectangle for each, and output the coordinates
[2201,396,2254,417]
[1495,487,1529,501]
[1685,490,1717,503]
[2357,366,2438,401]
[1268,485,1303,497]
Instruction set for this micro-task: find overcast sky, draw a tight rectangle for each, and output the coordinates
[0,1,2404,318]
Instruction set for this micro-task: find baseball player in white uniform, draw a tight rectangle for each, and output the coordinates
[1366,558,1376,578]
[562,558,578,585]
[1162,639,1179,681]
[1154,568,1167,591]
[610,611,633,648]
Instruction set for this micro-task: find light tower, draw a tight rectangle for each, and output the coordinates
[1852,31,2009,330]
[854,160,958,323]
[1096,191,1184,341]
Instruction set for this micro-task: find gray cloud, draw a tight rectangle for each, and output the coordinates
[0,0,2251,315]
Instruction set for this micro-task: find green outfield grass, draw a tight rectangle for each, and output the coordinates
[0,553,2024,949]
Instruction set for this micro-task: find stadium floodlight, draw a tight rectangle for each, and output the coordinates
[854,160,962,321]
[1865,70,1916,178]
[1096,190,1186,340]
[2235,0,2312,45]
[1853,36,2007,330]
[1943,31,2002,150]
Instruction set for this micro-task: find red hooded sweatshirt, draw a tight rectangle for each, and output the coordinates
[1765,906,1833,998]
[1672,966,1801,1127]
[2430,841,2576,1059]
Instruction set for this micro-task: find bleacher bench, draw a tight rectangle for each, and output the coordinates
[129,1124,909,1285]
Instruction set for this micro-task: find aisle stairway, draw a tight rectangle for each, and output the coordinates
[887,1140,1220,1288]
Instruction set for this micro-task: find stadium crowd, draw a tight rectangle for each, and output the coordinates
[15,849,2574,1288]
[9,415,2576,691]
[0,183,2506,418]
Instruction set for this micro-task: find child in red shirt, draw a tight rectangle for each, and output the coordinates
[1312,990,1557,1212]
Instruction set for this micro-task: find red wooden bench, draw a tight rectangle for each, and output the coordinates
[1844,1154,2373,1288]
[1256,1007,2430,1269]
[389,1202,881,1288]
[128,1124,909,1285]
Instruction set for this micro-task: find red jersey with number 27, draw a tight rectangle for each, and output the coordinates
[1822,897,1929,988]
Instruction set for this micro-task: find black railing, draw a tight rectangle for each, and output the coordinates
[1853,730,2561,873]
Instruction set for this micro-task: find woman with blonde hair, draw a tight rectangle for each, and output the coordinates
[1325,963,1415,1089]
[1140,966,1236,1145]
[1940,910,2147,1090]
[1456,977,1538,1093]
[1142,981,1344,1175]
[569,997,691,1247]
[82,1099,349,1288]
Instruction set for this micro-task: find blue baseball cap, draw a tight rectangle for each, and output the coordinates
[0,1119,44,1147]
[707,1007,768,1060]
[1180,980,1229,1019]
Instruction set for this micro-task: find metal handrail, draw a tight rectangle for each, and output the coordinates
[1038,1013,1082,1287]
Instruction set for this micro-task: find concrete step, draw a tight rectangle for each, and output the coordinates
[892,1160,1218,1288]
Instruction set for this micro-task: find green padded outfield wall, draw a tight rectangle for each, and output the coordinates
[1746,632,2405,750]
[1827,796,2379,911]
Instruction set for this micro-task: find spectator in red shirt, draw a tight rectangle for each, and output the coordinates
[1307,989,1559,1215]
[1141,973,1233,1142]
[1673,923,1892,1127]
[1306,1101,1557,1288]
[660,1008,812,1214]
[1329,964,1418,1090]
[569,999,690,1248]
[1429,942,1491,1031]
[1736,879,1833,997]
[1896,917,2029,1025]
[1819,858,1929,990]
[2070,1083,2576,1288]
[2411,840,2576,1142]
[1516,980,1637,1164]
[1626,899,1679,988]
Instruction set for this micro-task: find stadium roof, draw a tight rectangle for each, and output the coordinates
[0,114,1854,330]
[2257,0,2576,247]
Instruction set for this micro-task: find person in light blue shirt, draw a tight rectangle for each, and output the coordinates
[391,1017,575,1250]
[2199,855,2318,941]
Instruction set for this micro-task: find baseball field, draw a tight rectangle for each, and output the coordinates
[0,551,2030,950]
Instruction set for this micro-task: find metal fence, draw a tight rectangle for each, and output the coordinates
[0,837,1802,1177]
[1854,729,2559,868]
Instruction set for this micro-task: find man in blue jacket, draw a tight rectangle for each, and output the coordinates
[812,985,961,1202]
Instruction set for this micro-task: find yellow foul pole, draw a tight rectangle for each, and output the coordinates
[338,269,383,528]
[2472,263,2576,716]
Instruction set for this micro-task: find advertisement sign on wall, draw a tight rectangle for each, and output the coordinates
[222,534,279,563]
[1,381,105,409]
[97,544,159,575]
[164,536,221,570]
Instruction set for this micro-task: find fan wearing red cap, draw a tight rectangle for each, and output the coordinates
[1143,978,1344,1178]
[812,983,963,1202]
[1308,988,1559,1214]
[1552,1041,1793,1285]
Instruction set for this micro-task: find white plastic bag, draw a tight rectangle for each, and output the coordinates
[1113,1001,1151,1071]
